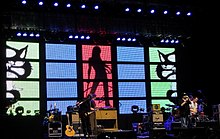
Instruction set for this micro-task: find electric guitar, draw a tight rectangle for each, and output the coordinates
[85,108,99,116]
[65,113,75,137]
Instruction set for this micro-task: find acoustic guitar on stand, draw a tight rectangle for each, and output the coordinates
[65,113,75,137]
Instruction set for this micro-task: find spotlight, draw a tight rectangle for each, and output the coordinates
[131,105,139,114]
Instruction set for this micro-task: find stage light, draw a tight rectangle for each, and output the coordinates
[17,32,22,36]
[127,38,131,41]
[68,35,73,39]
[86,36,90,39]
[137,8,142,13]
[117,37,120,41]
[163,10,168,15]
[186,12,192,16]
[94,5,99,10]
[176,11,181,16]
[150,9,155,14]
[81,4,86,9]
[38,1,43,6]
[66,3,71,8]
[53,2,59,7]
[131,105,139,114]
[125,8,130,12]
[175,40,179,43]
[165,39,169,43]
[23,33,27,37]
[21,0,27,5]
[30,33,34,37]
[35,33,40,37]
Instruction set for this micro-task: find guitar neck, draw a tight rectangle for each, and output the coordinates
[66,113,71,126]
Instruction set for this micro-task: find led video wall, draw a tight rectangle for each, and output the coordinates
[45,43,77,115]
[4,39,178,116]
[5,41,40,116]
[149,47,178,110]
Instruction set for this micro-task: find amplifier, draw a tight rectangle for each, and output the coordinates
[152,114,163,123]
[96,110,118,131]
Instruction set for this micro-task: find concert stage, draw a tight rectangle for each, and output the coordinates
[1,115,220,139]
[61,127,220,139]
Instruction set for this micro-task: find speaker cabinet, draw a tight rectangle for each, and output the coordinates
[152,114,163,123]
[96,109,118,131]
[71,112,80,123]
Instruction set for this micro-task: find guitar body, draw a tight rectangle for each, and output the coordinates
[65,113,75,137]
[65,125,75,137]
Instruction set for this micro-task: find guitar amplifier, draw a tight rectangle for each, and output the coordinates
[95,109,118,131]
[152,114,163,123]
[48,121,62,137]
[71,112,80,122]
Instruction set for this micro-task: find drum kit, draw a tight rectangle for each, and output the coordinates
[165,104,209,122]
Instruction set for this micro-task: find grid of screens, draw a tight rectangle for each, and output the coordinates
[117,46,147,114]
[4,40,178,116]
[149,47,178,111]
[5,41,40,116]
[45,43,77,115]
[82,45,113,108]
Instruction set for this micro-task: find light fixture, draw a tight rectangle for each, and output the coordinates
[131,105,139,114]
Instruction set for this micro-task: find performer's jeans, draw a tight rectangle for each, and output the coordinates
[180,116,189,128]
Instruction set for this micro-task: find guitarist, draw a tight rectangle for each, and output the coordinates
[77,93,97,137]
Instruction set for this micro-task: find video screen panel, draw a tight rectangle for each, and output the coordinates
[6,41,39,59]
[82,45,113,107]
[6,100,40,116]
[47,100,77,115]
[117,64,145,79]
[149,47,175,63]
[45,43,76,60]
[117,46,144,62]
[151,82,177,97]
[150,64,176,80]
[5,41,40,116]
[47,81,78,98]
[119,100,147,114]
[46,63,77,79]
[118,82,146,97]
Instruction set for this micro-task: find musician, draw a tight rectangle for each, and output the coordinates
[77,93,97,137]
[178,92,191,128]
[189,96,199,127]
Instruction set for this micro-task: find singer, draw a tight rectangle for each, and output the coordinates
[178,92,191,128]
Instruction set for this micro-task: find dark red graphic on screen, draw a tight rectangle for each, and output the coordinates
[82,45,113,107]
